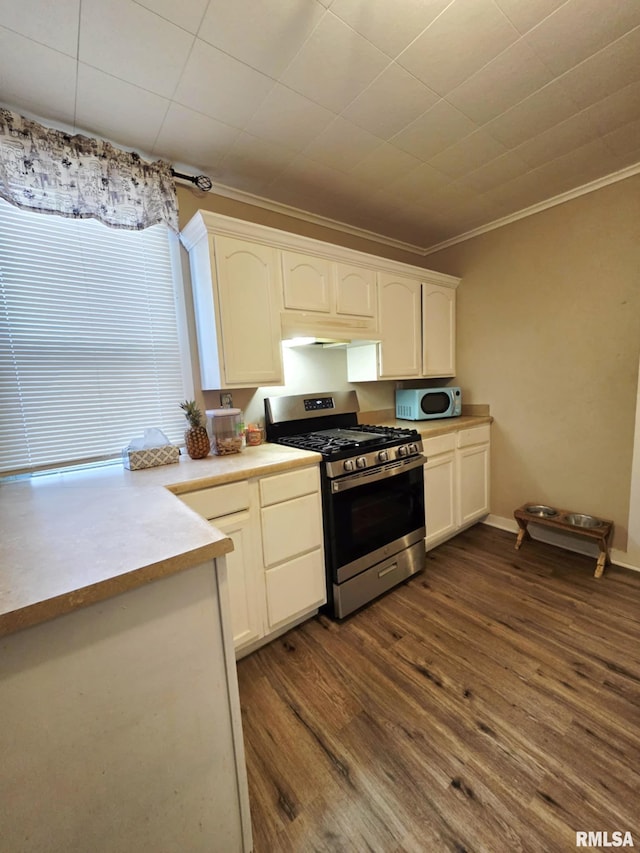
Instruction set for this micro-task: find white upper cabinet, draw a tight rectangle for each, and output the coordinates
[182,211,459,387]
[280,252,378,339]
[377,273,422,379]
[181,214,284,389]
[214,236,283,386]
[281,251,332,313]
[347,273,457,382]
[335,263,376,319]
[423,283,456,377]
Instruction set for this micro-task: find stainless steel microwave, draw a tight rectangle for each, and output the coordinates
[395,387,462,420]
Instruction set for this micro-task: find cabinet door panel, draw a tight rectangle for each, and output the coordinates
[211,512,262,651]
[335,264,376,318]
[214,236,283,385]
[422,284,456,377]
[424,453,457,549]
[378,273,421,378]
[457,444,490,527]
[265,550,326,628]
[281,251,331,313]
[261,493,323,567]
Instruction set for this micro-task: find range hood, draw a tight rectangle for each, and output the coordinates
[282,337,348,348]
[280,312,380,347]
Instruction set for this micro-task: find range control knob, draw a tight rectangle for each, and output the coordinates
[355,456,367,469]
[343,459,354,472]
[397,445,409,457]
[408,442,418,455]
[378,449,389,462]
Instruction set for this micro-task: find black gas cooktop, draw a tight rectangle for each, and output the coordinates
[274,423,420,459]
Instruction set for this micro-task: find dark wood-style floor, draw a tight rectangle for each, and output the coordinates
[237,525,640,853]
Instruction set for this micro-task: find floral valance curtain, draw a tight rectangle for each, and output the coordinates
[0,108,178,232]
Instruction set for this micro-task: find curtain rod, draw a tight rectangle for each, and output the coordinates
[171,170,213,192]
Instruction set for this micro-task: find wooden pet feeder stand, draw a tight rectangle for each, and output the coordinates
[514,503,613,578]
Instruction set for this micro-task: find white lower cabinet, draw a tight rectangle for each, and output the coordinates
[423,433,457,549]
[261,493,323,568]
[214,511,263,650]
[423,425,491,550]
[264,550,326,629]
[260,467,325,630]
[457,439,491,527]
[179,464,325,657]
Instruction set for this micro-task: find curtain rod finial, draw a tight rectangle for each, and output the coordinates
[171,170,212,192]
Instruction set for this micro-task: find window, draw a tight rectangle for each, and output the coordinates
[0,197,192,475]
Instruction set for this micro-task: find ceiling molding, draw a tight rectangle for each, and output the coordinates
[208,181,428,256]
[421,161,640,255]
[208,161,640,259]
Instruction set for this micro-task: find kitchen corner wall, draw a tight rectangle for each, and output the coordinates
[425,173,640,553]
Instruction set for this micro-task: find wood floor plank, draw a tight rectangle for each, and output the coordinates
[238,525,640,852]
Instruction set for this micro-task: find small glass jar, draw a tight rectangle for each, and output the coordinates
[206,408,243,455]
[245,424,264,446]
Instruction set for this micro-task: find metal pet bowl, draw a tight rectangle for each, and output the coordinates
[562,513,604,529]
[525,505,558,518]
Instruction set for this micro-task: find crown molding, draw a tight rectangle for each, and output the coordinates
[422,161,640,256]
[207,161,640,259]
[208,181,428,256]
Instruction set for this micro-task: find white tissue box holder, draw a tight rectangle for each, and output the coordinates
[122,444,180,470]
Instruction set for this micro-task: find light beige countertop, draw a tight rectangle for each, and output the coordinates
[0,444,321,638]
[0,419,490,638]
[377,415,493,438]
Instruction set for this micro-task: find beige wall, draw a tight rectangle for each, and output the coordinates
[425,174,640,550]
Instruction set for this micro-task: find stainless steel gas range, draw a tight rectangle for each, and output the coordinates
[265,391,426,618]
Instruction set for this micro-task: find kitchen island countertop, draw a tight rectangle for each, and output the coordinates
[0,443,321,638]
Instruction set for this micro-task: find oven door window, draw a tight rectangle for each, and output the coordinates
[326,465,424,575]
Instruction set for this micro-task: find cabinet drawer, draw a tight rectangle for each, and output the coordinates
[457,425,491,448]
[265,549,326,628]
[261,493,323,567]
[259,466,319,507]
[422,432,456,457]
[179,480,250,520]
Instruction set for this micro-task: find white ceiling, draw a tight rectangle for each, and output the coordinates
[1,0,639,253]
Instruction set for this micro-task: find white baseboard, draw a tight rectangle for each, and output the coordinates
[485,514,519,534]
[482,515,640,574]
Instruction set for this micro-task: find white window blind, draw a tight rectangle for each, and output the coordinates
[0,197,189,475]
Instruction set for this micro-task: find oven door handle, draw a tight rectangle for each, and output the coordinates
[330,454,426,493]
